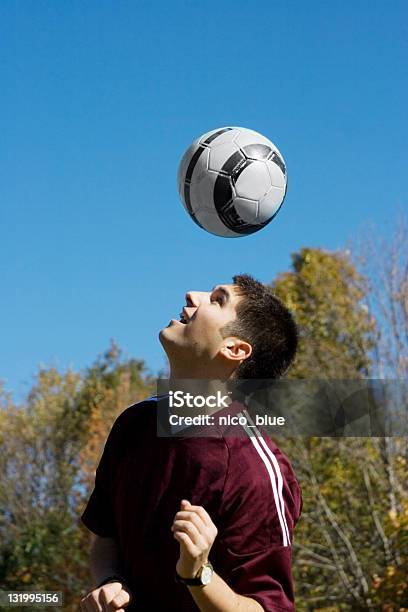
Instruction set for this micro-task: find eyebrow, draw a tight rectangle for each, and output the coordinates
[211,286,231,302]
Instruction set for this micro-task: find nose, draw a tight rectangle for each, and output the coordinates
[185,291,210,308]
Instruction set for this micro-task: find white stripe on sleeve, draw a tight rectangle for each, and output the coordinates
[238,412,290,547]
[243,410,291,546]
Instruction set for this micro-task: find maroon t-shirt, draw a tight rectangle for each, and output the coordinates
[81,397,302,611]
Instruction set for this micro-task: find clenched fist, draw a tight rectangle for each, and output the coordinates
[172,499,218,579]
[80,581,131,612]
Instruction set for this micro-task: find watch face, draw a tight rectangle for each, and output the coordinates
[201,564,213,585]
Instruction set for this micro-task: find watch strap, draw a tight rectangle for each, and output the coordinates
[175,572,204,586]
[175,562,213,586]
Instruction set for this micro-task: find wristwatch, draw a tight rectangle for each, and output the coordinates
[175,562,214,586]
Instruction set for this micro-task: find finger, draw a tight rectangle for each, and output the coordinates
[183,504,213,528]
[172,519,202,544]
[173,530,199,556]
[82,593,102,612]
[174,510,206,532]
[174,527,209,554]
[111,590,131,609]
[88,593,103,612]
[99,584,122,607]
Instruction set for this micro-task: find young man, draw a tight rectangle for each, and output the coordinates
[80,274,302,612]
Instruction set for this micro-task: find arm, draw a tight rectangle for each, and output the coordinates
[187,572,263,612]
[80,413,133,611]
[172,500,263,612]
[90,535,121,586]
[80,534,131,612]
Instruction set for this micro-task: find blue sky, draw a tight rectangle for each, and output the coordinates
[1,1,407,401]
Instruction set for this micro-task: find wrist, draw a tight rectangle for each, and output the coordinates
[96,574,127,589]
[175,561,214,586]
[176,556,208,579]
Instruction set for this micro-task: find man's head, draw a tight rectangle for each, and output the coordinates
[222,274,298,379]
[159,273,298,380]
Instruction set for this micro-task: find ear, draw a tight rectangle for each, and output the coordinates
[219,337,252,363]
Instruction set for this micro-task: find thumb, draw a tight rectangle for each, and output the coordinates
[181,499,191,509]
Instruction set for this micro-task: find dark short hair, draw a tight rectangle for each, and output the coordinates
[221,274,298,379]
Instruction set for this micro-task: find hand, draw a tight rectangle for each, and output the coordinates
[80,581,131,612]
[172,499,218,579]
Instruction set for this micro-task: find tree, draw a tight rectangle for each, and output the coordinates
[273,247,376,379]
[270,245,407,610]
[77,340,156,492]
[0,368,87,601]
[353,212,408,380]
[0,342,155,611]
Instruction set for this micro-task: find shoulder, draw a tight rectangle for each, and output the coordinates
[223,407,301,494]
[105,396,158,443]
[222,418,297,481]
[116,396,157,422]
[220,415,301,550]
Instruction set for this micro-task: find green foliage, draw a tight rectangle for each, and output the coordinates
[270,247,407,609]
[273,247,376,378]
[0,371,88,607]
[284,437,408,610]
[0,343,154,610]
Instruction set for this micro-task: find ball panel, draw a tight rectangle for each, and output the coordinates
[208,142,241,173]
[189,171,218,212]
[184,145,209,184]
[194,208,241,238]
[200,127,240,147]
[178,144,210,223]
[214,174,233,209]
[218,207,269,235]
[265,159,286,189]
[241,143,272,160]
[269,150,286,176]
[196,128,221,143]
[233,128,276,150]
[257,187,284,223]
[234,161,271,200]
[177,143,210,200]
[214,194,270,236]
[198,127,233,146]
[182,183,206,230]
[232,197,259,224]
[220,150,246,176]
[188,146,210,183]
[177,142,199,196]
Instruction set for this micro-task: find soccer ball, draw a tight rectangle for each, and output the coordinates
[177,127,287,238]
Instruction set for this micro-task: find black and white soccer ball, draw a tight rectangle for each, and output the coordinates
[177,126,287,238]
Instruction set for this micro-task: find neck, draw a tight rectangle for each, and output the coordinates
[168,359,236,381]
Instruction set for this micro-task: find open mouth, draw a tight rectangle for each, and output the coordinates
[178,309,189,324]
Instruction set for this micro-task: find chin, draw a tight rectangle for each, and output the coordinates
[159,327,169,346]
[159,325,178,350]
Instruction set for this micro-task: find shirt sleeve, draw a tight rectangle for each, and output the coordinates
[224,545,296,611]
[81,415,122,538]
[213,436,302,611]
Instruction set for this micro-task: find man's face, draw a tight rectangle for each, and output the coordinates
[159,284,243,364]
